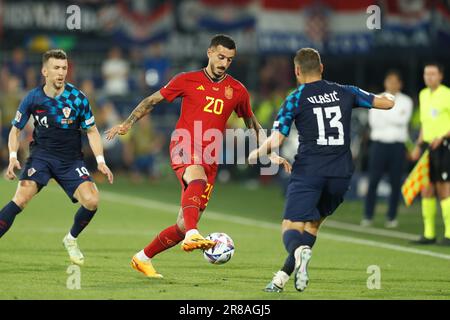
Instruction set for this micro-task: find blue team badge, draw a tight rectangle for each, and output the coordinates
[62,107,71,118]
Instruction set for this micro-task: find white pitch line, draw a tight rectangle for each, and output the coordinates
[95,190,450,261]
[319,234,450,261]
[324,220,418,241]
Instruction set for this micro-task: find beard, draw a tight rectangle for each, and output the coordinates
[53,81,64,90]
[211,64,226,79]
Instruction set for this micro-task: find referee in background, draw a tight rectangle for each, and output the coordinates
[362,70,413,228]
[411,63,450,245]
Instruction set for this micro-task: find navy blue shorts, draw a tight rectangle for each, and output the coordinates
[283,175,351,222]
[20,154,92,203]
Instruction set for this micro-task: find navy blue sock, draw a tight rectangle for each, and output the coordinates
[0,201,22,238]
[70,206,97,238]
[281,230,317,275]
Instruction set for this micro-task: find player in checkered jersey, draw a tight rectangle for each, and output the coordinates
[249,48,395,293]
[0,49,113,266]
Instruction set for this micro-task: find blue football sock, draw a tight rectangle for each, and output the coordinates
[0,201,22,238]
[302,231,317,248]
[70,206,97,238]
[281,229,317,275]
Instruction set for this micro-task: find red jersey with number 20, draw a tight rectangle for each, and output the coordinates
[160,69,253,148]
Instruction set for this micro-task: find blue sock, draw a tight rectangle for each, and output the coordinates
[0,201,22,238]
[281,230,317,275]
[301,231,317,248]
[70,206,97,238]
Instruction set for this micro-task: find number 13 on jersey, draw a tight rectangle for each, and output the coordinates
[313,106,344,146]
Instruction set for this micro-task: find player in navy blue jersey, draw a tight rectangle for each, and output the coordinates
[249,48,395,293]
[0,49,113,266]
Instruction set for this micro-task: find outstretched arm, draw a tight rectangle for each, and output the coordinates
[5,126,22,180]
[243,114,266,144]
[248,130,286,161]
[372,92,395,110]
[105,91,165,140]
[244,114,291,173]
[86,125,114,184]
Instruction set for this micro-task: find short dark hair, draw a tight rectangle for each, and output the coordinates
[294,48,322,75]
[385,69,403,82]
[424,62,444,74]
[42,49,67,64]
[209,34,236,50]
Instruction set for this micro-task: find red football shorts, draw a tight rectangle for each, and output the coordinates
[169,141,218,210]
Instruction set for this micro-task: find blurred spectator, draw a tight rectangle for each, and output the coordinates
[4,48,28,88]
[259,56,294,98]
[93,101,128,174]
[254,88,285,128]
[101,47,130,96]
[0,76,24,145]
[80,79,99,114]
[25,68,39,91]
[362,71,413,228]
[128,118,165,183]
[143,42,170,90]
[1,48,38,91]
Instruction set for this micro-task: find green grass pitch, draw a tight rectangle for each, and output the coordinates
[0,175,449,300]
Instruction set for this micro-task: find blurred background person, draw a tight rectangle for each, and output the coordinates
[128,118,165,183]
[88,100,128,179]
[410,63,450,245]
[102,47,130,97]
[1,47,37,91]
[0,76,26,164]
[142,42,171,91]
[0,76,24,144]
[362,71,413,228]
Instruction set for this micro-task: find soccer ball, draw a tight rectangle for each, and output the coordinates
[203,232,234,264]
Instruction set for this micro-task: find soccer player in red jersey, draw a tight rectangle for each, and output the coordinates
[106,34,291,278]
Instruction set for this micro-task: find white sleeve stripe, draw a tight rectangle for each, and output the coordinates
[85,116,95,126]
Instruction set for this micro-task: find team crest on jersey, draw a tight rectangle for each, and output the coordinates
[225,85,233,99]
[28,168,36,177]
[62,107,71,118]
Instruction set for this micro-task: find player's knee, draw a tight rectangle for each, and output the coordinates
[304,223,319,236]
[12,194,33,209]
[12,181,38,209]
[281,220,304,234]
[80,192,99,211]
[184,165,208,184]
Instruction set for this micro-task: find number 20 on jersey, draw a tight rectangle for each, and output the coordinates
[203,96,224,115]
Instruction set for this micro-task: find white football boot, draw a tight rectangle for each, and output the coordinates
[264,270,290,293]
[63,235,85,266]
[294,245,312,292]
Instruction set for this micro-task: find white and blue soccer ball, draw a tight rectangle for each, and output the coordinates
[203,232,235,264]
